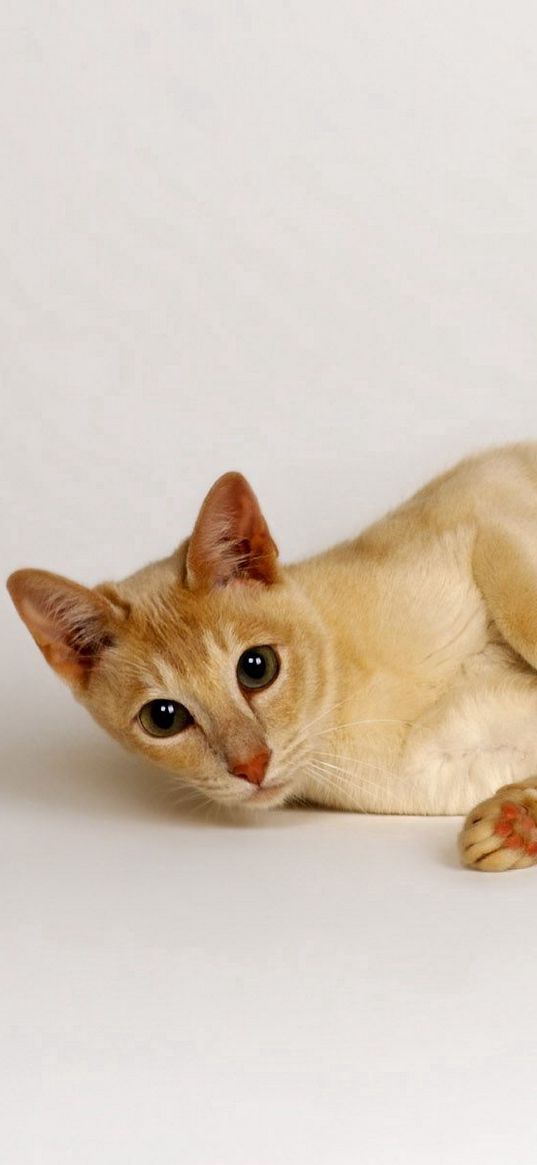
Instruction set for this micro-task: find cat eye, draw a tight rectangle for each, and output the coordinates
[237,645,280,691]
[138,699,194,738]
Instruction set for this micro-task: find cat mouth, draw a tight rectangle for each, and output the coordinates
[245,781,290,806]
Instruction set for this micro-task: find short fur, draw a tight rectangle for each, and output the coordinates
[9,442,537,871]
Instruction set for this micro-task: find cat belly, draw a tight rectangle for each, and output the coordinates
[393,674,537,815]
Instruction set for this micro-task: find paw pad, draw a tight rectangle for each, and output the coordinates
[494,801,537,855]
[459,788,537,871]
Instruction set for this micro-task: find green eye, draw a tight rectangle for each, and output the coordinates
[138,699,193,738]
[237,645,280,691]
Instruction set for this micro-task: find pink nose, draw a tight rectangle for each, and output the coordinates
[230,748,271,786]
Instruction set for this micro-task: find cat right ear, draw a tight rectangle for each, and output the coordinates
[186,472,280,591]
[6,568,123,688]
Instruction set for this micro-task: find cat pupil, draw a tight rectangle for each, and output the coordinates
[243,652,266,678]
[151,701,176,729]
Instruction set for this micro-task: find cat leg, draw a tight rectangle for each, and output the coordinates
[473,518,537,672]
[459,776,537,871]
[460,519,537,868]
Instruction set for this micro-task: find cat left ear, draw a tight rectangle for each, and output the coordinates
[186,472,280,590]
[6,568,123,687]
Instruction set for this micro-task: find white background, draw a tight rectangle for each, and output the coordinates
[2,3,537,1162]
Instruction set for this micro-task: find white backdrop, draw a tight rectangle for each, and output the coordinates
[2,4,537,1164]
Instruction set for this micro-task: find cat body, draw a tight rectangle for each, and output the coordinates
[9,441,537,870]
[291,442,537,815]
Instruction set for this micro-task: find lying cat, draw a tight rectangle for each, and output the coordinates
[8,442,537,872]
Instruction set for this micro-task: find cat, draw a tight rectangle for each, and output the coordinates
[8,441,537,872]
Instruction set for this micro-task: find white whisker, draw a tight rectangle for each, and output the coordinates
[311,754,422,811]
[289,714,409,758]
[316,751,399,780]
[307,760,388,804]
[314,718,409,738]
[299,692,361,731]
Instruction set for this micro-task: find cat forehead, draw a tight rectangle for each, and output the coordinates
[108,585,279,701]
[115,579,278,663]
[142,635,237,697]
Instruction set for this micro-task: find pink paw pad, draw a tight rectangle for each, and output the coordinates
[494,801,537,855]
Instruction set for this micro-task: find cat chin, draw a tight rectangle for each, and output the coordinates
[238,781,293,809]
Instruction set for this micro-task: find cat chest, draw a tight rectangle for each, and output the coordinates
[399,656,537,814]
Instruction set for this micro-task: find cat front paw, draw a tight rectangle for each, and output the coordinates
[459,780,537,871]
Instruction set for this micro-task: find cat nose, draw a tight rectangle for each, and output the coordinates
[230,748,272,786]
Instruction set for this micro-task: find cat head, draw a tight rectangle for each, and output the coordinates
[7,473,333,809]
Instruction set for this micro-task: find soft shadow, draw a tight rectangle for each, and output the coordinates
[1,734,190,823]
[0,733,316,830]
[436,843,465,872]
[428,818,466,872]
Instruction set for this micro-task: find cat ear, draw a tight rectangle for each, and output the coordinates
[186,472,280,590]
[6,568,122,687]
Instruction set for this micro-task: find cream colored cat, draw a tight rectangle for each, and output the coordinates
[8,442,537,871]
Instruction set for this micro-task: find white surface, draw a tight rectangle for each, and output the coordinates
[3,2,537,1162]
[3,748,537,1165]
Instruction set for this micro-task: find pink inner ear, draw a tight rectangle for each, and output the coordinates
[7,569,117,686]
[186,472,279,590]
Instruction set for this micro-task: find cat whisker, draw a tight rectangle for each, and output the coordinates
[311,762,385,796]
[287,693,366,748]
[278,744,402,806]
[314,718,410,738]
[305,759,382,796]
[289,715,410,758]
[315,751,400,780]
[307,759,389,803]
[311,754,422,810]
[168,785,214,817]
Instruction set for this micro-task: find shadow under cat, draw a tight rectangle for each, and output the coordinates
[0,727,312,831]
